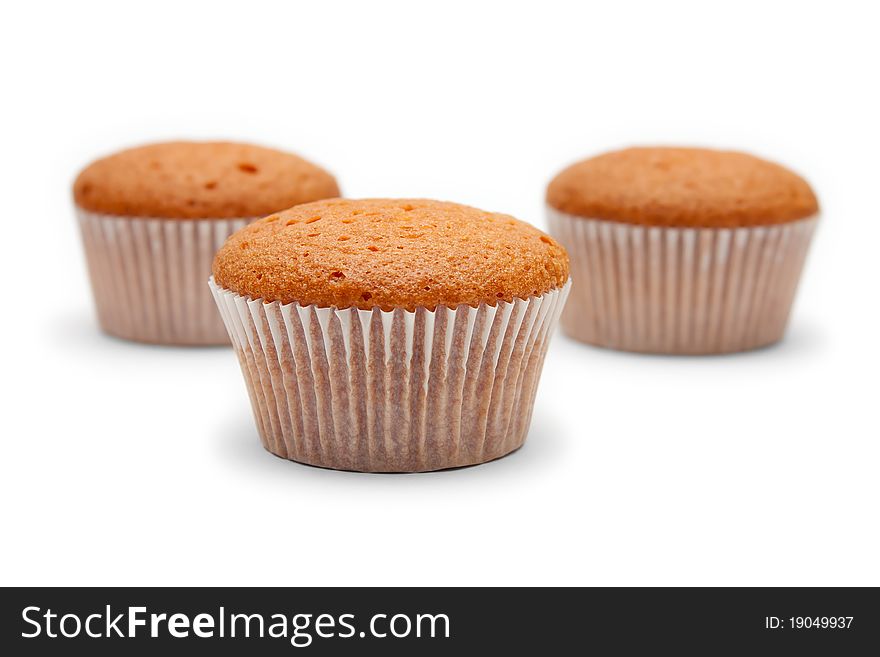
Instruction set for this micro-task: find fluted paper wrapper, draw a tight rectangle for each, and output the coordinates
[209,278,570,472]
[77,208,251,345]
[547,207,817,354]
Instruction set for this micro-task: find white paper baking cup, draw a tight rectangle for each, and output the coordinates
[547,206,818,354]
[77,208,251,345]
[209,278,570,472]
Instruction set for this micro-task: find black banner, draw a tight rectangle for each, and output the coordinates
[1,587,877,654]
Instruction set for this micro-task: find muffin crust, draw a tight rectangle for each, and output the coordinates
[74,141,339,219]
[213,198,569,311]
[547,147,818,228]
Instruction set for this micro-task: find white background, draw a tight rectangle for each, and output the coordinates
[2,0,878,586]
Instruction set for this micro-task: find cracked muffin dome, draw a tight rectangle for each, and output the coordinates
[212,198,570,311]
[73,141,340,219]
[547,147,819,228]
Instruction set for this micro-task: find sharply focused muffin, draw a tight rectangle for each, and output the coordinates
[74,141,339,345]
[546,147,819,354]
[210,198,571,472]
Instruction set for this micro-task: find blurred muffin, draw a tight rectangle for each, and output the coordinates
[547,147,819,354]
[210,198,570,472]
[74,141,339,345]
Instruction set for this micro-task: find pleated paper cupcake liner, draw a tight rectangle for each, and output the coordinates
[547,207,818,354]
[209,278,570,472]
[77,208,252,345]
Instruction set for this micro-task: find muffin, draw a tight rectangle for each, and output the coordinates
[74,141,339,345]
[546,147,819,354]
[210,198,570,472]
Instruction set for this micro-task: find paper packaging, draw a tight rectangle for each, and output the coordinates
[547,206,818,354]
[77,209,251,345]
[210,278,570,472]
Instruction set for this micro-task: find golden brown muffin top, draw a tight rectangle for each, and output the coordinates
[73,141,340,219]
[547,147,818,227]
[213,198,570,311]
